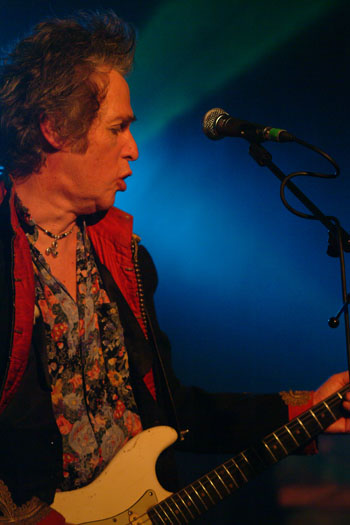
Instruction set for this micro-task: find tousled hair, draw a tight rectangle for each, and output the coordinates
[0,10,136,177]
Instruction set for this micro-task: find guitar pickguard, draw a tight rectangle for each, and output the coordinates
[53,426,176,524]
[76,490,158,524]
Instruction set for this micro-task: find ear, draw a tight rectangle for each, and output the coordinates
[39,116,65,150]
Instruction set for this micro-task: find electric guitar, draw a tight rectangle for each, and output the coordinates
[53,384,349,524]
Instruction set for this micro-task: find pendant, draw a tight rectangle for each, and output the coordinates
[45,239,58,257]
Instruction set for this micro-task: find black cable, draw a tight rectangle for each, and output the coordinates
[279,137,340,220]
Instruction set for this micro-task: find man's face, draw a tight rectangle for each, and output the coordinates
[59,69,138,214]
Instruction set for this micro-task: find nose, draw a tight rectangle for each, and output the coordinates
[125,130,139,161]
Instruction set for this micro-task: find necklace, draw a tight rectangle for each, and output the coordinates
[36,223,75,257]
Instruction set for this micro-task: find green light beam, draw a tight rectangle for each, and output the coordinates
[129,0,338,143]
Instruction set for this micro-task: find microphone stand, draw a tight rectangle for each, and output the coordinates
[249,141,350,374]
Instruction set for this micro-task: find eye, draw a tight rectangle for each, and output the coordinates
[110,126,122,135]
[110,121,129,135]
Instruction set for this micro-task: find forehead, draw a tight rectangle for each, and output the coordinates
[99,69,133,122]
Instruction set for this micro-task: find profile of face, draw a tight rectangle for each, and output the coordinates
[46,69,139,215]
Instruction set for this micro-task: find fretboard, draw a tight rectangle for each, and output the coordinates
[148,384,350,524]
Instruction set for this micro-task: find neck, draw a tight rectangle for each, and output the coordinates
[12,171,77,235]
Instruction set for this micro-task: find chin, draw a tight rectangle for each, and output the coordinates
[95,196,117,212]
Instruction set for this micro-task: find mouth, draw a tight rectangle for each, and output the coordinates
[118,172,132,191]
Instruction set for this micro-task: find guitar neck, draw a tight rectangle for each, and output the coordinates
[149,384,350,524]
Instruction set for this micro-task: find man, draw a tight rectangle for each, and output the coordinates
[0,11,349,524]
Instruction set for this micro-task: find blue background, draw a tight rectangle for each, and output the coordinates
[1,1,350,523]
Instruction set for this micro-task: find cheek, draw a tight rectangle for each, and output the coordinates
[84,153,112,177]
[105,150,124,171]
[98,143,121,161]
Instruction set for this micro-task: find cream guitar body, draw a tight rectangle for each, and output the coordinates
[53,426,176,524]
[53,384,349,524]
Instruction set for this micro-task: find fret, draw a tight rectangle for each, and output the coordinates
[272,432,288,455]
[286,418,309,444]
[155,501,173,524]
[201,475,222,503]
[165,497,189,524]
[322,401,337,420]
[222,463,239,489]
[262,440,277,462]
[235,452,256,479]
[165,495,190,525]
[241,452,252,469]
[181,488,200,517]
[232,458,248,482]
[207,475,224,500]
[284,424,300,447]
[301,410,325,435]
[312,404,336,431]
[330,394,344,411]
[297,417,311,438]
[151,505,168,524]
[274,426,300,452]
[190,483,209,511]
[327,396,342,412]
[223,459,246,486]
[162,499,182,524]
[309,409,323,429]
[175,489,199,520]
[197,479,215,505]
[236,450,262,478]
[245,441,274,469]
[213,467,231,495]
[244,444,271,471]
[264,435,287,461]
[214,464,230,484]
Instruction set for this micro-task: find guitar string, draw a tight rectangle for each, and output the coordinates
[165,388,350,514]
[261,387,348,453]
[119,386,350,525]
[166,388,348,515]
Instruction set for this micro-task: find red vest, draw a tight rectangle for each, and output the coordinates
[0,182,149,413]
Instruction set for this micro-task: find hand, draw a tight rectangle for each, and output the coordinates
[313,371,350,433]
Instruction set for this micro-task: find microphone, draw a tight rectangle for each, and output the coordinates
[202,108,295,143]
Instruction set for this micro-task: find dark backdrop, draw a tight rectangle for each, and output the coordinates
[1,1,349,523]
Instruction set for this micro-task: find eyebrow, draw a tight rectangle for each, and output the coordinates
[107,114,137,125]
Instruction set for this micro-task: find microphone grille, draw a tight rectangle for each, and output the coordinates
[202,107,228,140]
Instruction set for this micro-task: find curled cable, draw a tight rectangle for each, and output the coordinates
[279,137,340,220]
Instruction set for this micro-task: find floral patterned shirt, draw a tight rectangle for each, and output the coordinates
[15,197,142,490]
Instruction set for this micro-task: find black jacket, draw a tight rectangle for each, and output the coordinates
[0,196,289,509]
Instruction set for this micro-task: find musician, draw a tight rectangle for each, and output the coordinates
[0,11,349,524]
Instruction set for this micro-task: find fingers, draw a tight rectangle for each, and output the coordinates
[343,400,350,412]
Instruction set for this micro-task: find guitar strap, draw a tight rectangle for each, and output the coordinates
[94,255,172,431]
[94,256,184,491]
